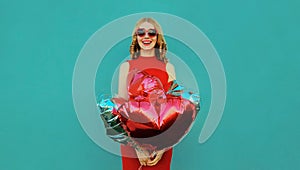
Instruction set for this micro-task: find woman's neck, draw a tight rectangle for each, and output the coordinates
[140,49,155,57]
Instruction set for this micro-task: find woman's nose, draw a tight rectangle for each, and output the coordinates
[144,33,150,38]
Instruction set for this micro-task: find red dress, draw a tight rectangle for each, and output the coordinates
[121,56,173,170]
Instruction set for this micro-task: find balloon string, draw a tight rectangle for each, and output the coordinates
[138,165,143,170]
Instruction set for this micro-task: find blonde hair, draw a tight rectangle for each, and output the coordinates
[129,18,168,63]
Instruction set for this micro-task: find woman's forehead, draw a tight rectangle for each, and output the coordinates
[138,22,155,29]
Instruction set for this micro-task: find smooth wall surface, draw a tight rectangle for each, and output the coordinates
[1,0,299,169]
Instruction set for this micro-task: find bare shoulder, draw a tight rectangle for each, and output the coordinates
[166,62,175,70]
[166,62,175,72]
[166,62,176,80]
[120,61,129,71]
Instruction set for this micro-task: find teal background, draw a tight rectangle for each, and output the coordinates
[1,0,299,170]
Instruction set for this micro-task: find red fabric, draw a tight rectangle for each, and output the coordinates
[127,56,169,91]
[121,56,173,170]
[121,145,173,170]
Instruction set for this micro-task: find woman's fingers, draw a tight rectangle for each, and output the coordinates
[137,157,145,166]
[146,156,161,166]
[138,158,146,166]
[136,148,166,166]
[136,149,150,166]
[147,150,164,166]
[140,156,150,166]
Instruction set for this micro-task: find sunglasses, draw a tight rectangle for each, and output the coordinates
[136,28,157,38]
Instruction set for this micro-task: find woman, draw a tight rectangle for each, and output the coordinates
[118,18,175,169]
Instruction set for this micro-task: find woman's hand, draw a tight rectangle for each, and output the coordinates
[146,149,165,166]
[135,148,150,166]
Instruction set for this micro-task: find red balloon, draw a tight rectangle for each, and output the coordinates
[112,71,198,152]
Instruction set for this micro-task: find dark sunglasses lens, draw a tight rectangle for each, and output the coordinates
[148,29,157,37]
[136,29,145,36]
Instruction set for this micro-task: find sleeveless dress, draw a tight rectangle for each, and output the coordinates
[121,56,173,170]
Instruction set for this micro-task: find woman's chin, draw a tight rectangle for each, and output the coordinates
[141,46,155,51]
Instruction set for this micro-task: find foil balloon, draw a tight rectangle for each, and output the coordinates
[97,71,200,153]
[97,96,145,151]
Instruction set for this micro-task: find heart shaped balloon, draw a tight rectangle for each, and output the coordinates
[111,71,199,151]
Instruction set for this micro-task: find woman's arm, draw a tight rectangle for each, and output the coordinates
[166,62,176,81]
[118,62,129,100]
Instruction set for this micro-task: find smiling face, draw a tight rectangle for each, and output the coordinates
[136,22,157,51]
[130,18,168,61]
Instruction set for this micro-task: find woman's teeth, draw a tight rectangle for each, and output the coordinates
[142,40,152,45]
